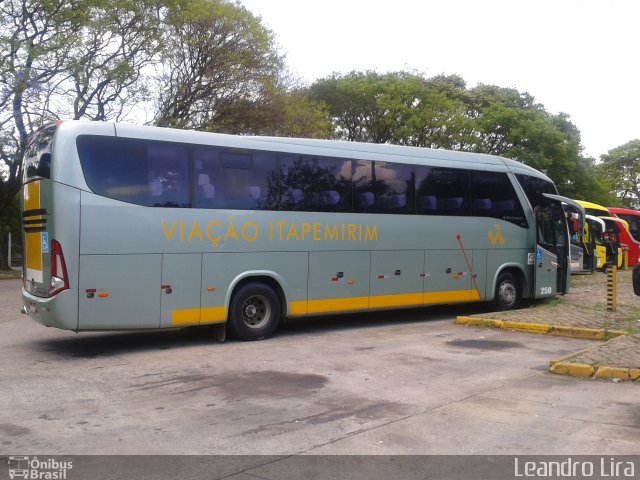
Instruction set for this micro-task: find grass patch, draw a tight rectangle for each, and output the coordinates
[0,269,21,279]
[538,297,562,308]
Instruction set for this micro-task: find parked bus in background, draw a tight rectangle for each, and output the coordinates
[575,200,639,268]
[21,121,578,340]
[609,207,640,241]
[562,201,596,274]
[602,217,625,268]
[584,215,605,270]
[577,200,610,218]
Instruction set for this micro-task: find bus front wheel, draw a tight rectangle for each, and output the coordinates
[229,282,281,340]
[493,271,520,310]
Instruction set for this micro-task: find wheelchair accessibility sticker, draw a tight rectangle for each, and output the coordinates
[41,232,49,254]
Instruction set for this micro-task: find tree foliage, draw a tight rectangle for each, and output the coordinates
[307,71,613,201]
[154,0,282,129]
[597,140,640,208]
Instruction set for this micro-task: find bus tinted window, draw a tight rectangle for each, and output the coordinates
[515,174,557,209]
[416,167,470,216]
[374,162,415,214]
[353,160,414,214]
[78,136,190,207]
[616,214,640,241]
[148,142,189,207]
[280,155,351,212]
[78,136,149,206]
[194,146,278,210]
[193,147,224,209]
[471,171,527,227]
[77,133,530,224]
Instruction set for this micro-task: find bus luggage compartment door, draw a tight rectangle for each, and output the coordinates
[160,254,203,328]
[307,251,370,314]
[79,254,161,329]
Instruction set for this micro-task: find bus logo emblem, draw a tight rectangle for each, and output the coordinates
[488,224,505,246]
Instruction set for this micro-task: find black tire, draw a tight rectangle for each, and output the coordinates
[228,282,281,340]
[493,271,520,310]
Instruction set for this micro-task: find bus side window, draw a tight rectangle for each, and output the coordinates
[353,160,375,213]
[77,136,149,206]
[147,143,190,208]
[373,162,415,214]
[416,166,469,216]
[471,171,528,228]
[281,155,351,212]
[193,147,224,209]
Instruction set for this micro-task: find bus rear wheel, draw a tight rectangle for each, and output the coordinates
[229,282,281,340]
[493,271,520,310]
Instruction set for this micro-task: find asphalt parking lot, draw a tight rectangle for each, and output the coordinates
[1,278,639,456]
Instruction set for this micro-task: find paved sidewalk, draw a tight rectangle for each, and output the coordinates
[457,270,640,381]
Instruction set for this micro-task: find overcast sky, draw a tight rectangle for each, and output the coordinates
[240,0,639,160]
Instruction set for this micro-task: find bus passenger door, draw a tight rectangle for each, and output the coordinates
[160,254,203,328]
[534,204,569,298]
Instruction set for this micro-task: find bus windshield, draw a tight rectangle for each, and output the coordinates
[615,213,640,242]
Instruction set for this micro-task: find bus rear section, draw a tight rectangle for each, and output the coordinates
[21,123,81,330]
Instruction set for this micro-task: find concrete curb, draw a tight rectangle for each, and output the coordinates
[549,346,640,381]
[549,361,640,381]
[455,316,627,341]
[456,317,639,382]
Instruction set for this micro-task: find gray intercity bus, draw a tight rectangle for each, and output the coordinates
[21,121,577,339]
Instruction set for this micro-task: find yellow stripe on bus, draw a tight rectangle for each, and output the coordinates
[423,289,481,303]
[173,289,481,325]
[289,289,481,316]
[23,182,43,274]
[25,232,42,273]
[171,306,226,326]
[24,181,40,211]
[306,296,370,314]
[369,293,423,309]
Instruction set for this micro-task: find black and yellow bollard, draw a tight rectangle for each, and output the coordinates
[607,264,617,312]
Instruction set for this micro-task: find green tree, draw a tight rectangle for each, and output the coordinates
[211,87,332,138]
[0,0,169,269]
[308,71,602,201]
[154,0,284,130]
[308,71,425,143]
[0,193,21,270]
[0,0,84,269]
[597,140,640,208]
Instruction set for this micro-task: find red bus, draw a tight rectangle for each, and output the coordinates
[606,207,640,266]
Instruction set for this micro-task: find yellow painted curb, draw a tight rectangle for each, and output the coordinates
[549,362,595,377]
[502,320,550,334]
[455,316,502,328]
[456,316,627,341]
[594,366,640,381]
